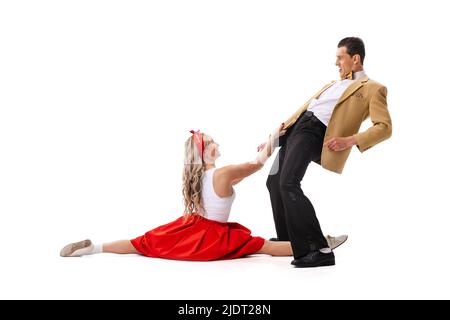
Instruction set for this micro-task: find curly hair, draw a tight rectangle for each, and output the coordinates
[182,133,213,217]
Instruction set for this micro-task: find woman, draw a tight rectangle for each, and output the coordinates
[60,126,347,260]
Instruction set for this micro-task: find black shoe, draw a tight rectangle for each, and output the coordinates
[291,250,335,268]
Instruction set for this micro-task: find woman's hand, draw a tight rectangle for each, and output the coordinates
[257,142,267,152]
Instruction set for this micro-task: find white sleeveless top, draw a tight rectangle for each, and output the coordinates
[201,168,236,222]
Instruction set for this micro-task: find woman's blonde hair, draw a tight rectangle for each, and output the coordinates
[182,133,213,217]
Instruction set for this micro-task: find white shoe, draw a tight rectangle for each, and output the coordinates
[326,235,348,250]
[60,239,93,257]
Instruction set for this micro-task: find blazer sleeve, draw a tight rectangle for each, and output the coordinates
[353,85,392,152]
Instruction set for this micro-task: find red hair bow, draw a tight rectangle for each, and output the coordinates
[190,130,204,161]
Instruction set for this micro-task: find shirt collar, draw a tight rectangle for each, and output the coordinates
[339,70,366,82]
[353,70,366,80]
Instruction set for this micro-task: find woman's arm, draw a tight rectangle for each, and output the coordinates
[218,161,264,186]
[214,161,264,197]
[231,177,244,186]
[216,126,284,193]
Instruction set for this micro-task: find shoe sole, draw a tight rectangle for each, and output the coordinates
[272,236,349,250]
[292,260,336,268]
[60,239,92,257]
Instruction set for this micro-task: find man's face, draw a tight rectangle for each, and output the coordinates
[335,46,354,79]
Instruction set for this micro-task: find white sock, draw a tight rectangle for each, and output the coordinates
[72,243,102,256]
[85,244,103,255]
[90,244,103,255]
[319,247,332,254]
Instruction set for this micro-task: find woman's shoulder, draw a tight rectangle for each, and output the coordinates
[213,166,232,185]
[214,165,244,181]
[214,165,229,176]
[212,166,234,197]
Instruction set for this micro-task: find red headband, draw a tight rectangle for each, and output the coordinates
[190,130,204,161]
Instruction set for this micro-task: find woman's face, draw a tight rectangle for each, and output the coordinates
[203,138,220,164]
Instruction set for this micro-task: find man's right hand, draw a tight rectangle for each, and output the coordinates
[257,123,286,152]
[271,123,286,141]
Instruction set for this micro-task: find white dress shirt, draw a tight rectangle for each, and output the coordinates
[307,70,366,126]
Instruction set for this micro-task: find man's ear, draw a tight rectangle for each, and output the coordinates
[353,54,361,65]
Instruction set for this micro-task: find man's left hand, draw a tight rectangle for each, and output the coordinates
[323,136,356,151]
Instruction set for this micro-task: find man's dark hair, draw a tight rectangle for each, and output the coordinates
[338,37,365,65]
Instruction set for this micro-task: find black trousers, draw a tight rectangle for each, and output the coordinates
[266,111,328,258]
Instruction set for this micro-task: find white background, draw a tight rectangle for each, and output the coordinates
[1,0,449,299]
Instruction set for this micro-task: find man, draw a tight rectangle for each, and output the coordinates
[264,37,392,268]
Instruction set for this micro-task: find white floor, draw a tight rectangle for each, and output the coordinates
[3,234,450,300]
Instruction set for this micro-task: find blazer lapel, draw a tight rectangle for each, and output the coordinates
[335,76,369,107]
[314,81,336,99]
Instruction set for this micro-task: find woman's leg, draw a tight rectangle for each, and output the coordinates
[256,240,293,256]
[60,239,139,257]
[103,240,140,254]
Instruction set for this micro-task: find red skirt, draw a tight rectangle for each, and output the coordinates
[130,214,265,261]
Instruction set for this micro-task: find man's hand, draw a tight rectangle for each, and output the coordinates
[323,136,357,151]
[270,123,286,141]
[257,123,286,152]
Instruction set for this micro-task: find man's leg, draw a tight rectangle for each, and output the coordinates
[279,120,328,258]
[266,146,290,241]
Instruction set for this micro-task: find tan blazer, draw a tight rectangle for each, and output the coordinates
[282,76,392,174]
